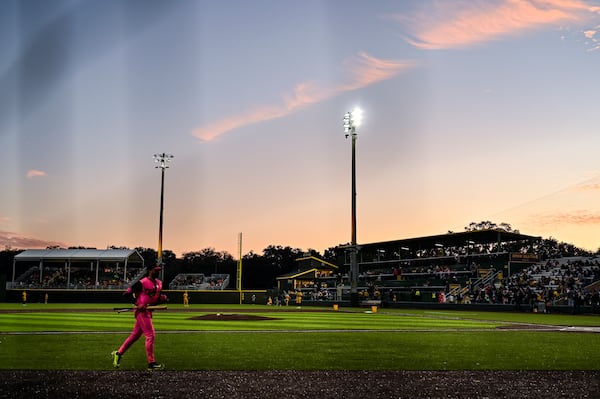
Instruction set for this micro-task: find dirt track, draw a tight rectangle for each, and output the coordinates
[1,370,599,398]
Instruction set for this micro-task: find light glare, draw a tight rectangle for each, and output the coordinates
[351,108,363,127]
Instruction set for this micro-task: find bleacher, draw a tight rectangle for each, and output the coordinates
[339,254,597,306]
[348,263,475,301]
[519,256,600,304]
[13,265,143,289]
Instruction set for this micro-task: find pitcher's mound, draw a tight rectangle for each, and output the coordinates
[190,313,278,321]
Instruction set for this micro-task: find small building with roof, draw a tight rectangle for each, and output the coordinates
[276,256,339,292]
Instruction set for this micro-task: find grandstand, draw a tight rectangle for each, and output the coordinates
[315,229,543,302]
[9,249,145,290]
[331,229,600,311]
[486,255,600,310]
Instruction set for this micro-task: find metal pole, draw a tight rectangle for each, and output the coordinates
[158,165,165,280]
[350,130,359,307]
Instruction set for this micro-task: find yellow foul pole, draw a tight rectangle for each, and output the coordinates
[237,232,243,304]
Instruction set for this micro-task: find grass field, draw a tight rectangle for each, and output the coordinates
[1,303,599,371]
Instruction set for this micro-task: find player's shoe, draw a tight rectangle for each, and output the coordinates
[147,362,164,371]
[111,351,122,368]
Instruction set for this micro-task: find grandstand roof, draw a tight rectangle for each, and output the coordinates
[358,229,541,252]
[14,248,144,264]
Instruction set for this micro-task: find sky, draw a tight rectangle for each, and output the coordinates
[1,0,600,258]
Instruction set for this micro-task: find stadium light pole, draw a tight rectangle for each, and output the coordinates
[343,107,363,307]
[153,153,174,281]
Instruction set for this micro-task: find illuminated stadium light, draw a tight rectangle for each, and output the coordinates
[343,107,363,136]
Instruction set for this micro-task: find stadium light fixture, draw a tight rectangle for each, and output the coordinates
[343,107,363,307]
[153,153,174,281]
[343,107,363,137]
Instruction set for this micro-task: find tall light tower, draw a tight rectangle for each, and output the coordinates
[343,107,363,307]
[153,152,174,281]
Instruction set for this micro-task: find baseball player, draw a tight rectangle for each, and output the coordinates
[112,263,167,370]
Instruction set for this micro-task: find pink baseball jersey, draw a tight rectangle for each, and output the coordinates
[134,277,163,309]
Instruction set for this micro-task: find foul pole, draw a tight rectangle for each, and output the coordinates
[237,232,243,304]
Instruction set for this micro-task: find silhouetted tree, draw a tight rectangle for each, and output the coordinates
[464,221,518,233]
[181,248,234,275]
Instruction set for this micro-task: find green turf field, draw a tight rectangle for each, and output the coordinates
[1,303,599,371]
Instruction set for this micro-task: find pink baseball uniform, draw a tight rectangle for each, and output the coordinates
[118,276,164,364]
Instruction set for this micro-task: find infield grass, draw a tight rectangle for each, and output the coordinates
[1,303,599,371]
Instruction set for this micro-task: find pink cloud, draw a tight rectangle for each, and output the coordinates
[0,230,66,250]
[541,0,599,13]
[573,182,600,191]
[339,52,416,91]
[192,105,287,142]
[26,169,46,178]
[192,53,415,141]
[530,210,600,226]
[194,81,331,141]
[391,0,599,50]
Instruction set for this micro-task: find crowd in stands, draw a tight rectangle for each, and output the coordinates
[373,237,591,269]
[374,240,535,263]
[463,257,600,311]
[15,267,232,291]
[14,265,141,289]
[342,238,599,310]
[412,242,511,259]
[347,255,600,312]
